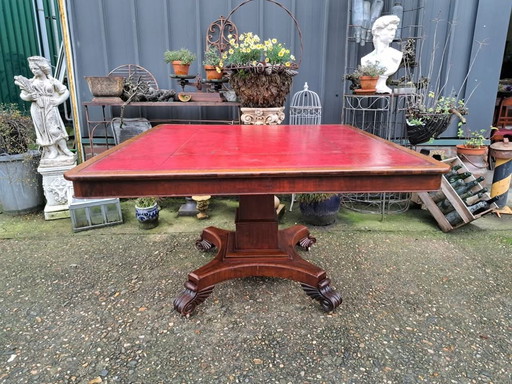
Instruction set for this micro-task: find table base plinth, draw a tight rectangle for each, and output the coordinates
[173,225,342,315]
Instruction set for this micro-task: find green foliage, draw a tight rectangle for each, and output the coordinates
[296,193,337,204]
[202,46,222,66]
[352,62,386,78]
[0,104,35,155]
[406,92,468,130]
[424,93,467,115]
[134,197,157,208]
[406,117,424,126]
[457,126,493,148]
[163,49,196,65]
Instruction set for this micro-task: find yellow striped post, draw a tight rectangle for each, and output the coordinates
[490,139,512,212]
[491,158,512,207]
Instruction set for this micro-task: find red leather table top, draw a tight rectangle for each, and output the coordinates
[65,124,449,198]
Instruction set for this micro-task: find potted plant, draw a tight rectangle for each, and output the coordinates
[0,103,44,215]
[202,46,224,80]
[406,93,468,146]
[223,32,298,108]
[295,193,341,226]
[347,62,386,93]
[402,19,487,146]
[454,126,496,179]
[164,48,196,76]
[456,126,493,156]
[134,197,159,229]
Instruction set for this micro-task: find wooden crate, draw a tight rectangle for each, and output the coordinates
[418,157,497,232]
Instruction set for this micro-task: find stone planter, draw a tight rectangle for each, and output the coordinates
[85,76,124,98]
[240,107,285,125]
[0,150,44,215]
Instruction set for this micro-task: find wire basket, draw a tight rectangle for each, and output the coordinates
[406,113,453,145]
[223,0,303,108]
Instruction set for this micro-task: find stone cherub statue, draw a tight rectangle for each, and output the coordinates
[14,56,75,166]
[361,15,403,94]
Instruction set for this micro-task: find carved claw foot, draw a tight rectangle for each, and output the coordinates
[195,238,215,252]
[297,235,317,251]
[173,282,215,315]
[301,278,342,312]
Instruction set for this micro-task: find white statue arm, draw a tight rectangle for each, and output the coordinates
[51,78,70,106]
[14,75,36,101]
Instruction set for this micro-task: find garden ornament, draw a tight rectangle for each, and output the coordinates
[14,56,75,167]
[361,15,403,94]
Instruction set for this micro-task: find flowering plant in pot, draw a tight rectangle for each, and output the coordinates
[202,46,224,80]
[223,32,298,108]
[164,48,196,76]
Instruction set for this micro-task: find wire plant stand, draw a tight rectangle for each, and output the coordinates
[341,94,413,215]
[341,1,425,216]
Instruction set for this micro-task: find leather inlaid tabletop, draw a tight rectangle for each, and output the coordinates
[65,124,449,197]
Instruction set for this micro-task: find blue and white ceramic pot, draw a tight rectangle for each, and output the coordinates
[135,203,159,229]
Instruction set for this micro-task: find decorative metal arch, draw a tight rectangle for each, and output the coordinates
[206,16,238,54]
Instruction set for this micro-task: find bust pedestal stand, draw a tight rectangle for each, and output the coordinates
[240,107,286,216]
[240,107,285,125]
[38,160,76,220]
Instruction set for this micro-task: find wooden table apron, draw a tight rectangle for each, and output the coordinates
[65,124,448,315]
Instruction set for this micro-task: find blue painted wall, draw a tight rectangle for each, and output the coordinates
[64,0,511,142]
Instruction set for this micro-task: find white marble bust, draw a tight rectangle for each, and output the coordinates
[361,15,403,94]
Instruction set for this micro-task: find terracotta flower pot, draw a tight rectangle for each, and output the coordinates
[456,144,488,156]
[172,61,191,76]
[359,75,379,91]
[204,65,223,80]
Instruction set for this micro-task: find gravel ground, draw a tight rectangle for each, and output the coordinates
[0,199,511,384]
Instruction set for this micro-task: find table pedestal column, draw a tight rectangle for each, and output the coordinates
[174,194,342,315]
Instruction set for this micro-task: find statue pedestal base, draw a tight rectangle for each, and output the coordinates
[38,162,76,220]
[241,107,285,125]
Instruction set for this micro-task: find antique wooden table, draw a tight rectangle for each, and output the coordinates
[64,124,448,315]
